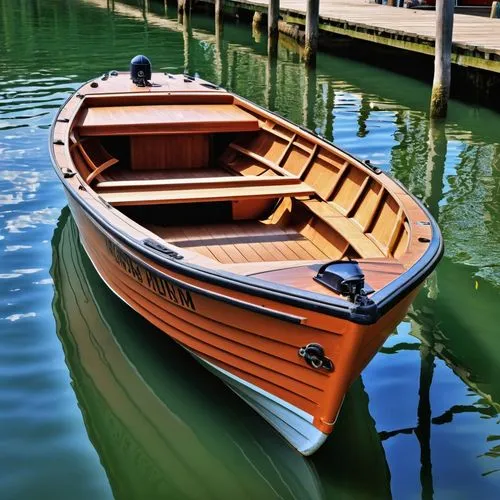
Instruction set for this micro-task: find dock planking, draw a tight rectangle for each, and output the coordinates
[214,0,500,72]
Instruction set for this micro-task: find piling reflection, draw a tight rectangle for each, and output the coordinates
[303,67,317,131]
[409,258,500,473]
[266,54,277,111]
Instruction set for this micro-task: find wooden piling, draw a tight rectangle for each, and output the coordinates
[430,0,454,118]
[215,0,223,28]
[491,1,500,18]
[178,0,191,16]
[252,12,263,42]
[268,0,279,58]
[304,0,319,67]
[252,11,263,31]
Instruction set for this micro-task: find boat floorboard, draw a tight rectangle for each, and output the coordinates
[146,221,332,264]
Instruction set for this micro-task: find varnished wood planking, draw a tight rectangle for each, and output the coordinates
[253,258,405,294]
[79,104,260,135]
[148,221,332,264]
[97,174,301,190]
[65,74,431,272]
[298,199,384,258]
[130,135,209,170]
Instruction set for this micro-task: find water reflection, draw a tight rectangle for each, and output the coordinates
[410,259,500,472]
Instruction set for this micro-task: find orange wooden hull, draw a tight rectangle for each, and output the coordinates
[66,195,418,454]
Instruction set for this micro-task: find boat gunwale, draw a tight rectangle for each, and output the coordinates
[49,79,443,326]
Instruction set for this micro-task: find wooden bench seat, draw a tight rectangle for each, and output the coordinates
[98,181,315,206]
[78,104,260,136]
[97,167,234,184]
[96,174,303,190]
[297,198,385,258]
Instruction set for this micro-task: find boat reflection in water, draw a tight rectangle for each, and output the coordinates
[51,208,392,499]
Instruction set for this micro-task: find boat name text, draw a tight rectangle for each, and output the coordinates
[105,239,196,311]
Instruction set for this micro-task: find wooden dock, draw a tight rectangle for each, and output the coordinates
[213,0,500,73]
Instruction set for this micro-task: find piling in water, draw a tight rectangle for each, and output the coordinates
[178,0,191,16]
[215,0,223,27]
[304,0,319,67]
[430,0,454,118]
[268,0,279,58]
[491,1,500,18]
[252,11,263,31]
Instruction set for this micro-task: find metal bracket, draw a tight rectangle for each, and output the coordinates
[62,168,76,178]
[298,343,334,372]
[143,238,184,260]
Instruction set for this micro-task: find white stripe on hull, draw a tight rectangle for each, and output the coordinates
[191,352,328,456]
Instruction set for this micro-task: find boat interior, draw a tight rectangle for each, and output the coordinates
[68,91,417,294]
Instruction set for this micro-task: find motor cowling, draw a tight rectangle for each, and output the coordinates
[130,55,152,86]
[314,260,367,302]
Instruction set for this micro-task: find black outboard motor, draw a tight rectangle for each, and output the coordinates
[314,260,370,302]
[130,54,152,87]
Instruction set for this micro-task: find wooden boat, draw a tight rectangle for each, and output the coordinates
[50,57,443,455]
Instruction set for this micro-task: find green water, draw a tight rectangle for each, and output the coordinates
[1,0,500,498]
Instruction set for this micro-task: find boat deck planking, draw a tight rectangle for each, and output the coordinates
[147,221,332,264]
[252,258,405,295]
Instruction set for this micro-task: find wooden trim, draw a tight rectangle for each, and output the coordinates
[99,182,315,206]
[70,128,119,184]
[86,157,119,184]
[96,174,302,190]
[229,143,296,178]
[362,187,386,233]
[345,176,371,217]
[261,125,313,154]
[276,133,297,166]
[297,144,318,178]
[387,208,406,256]
[324,161,350,200]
